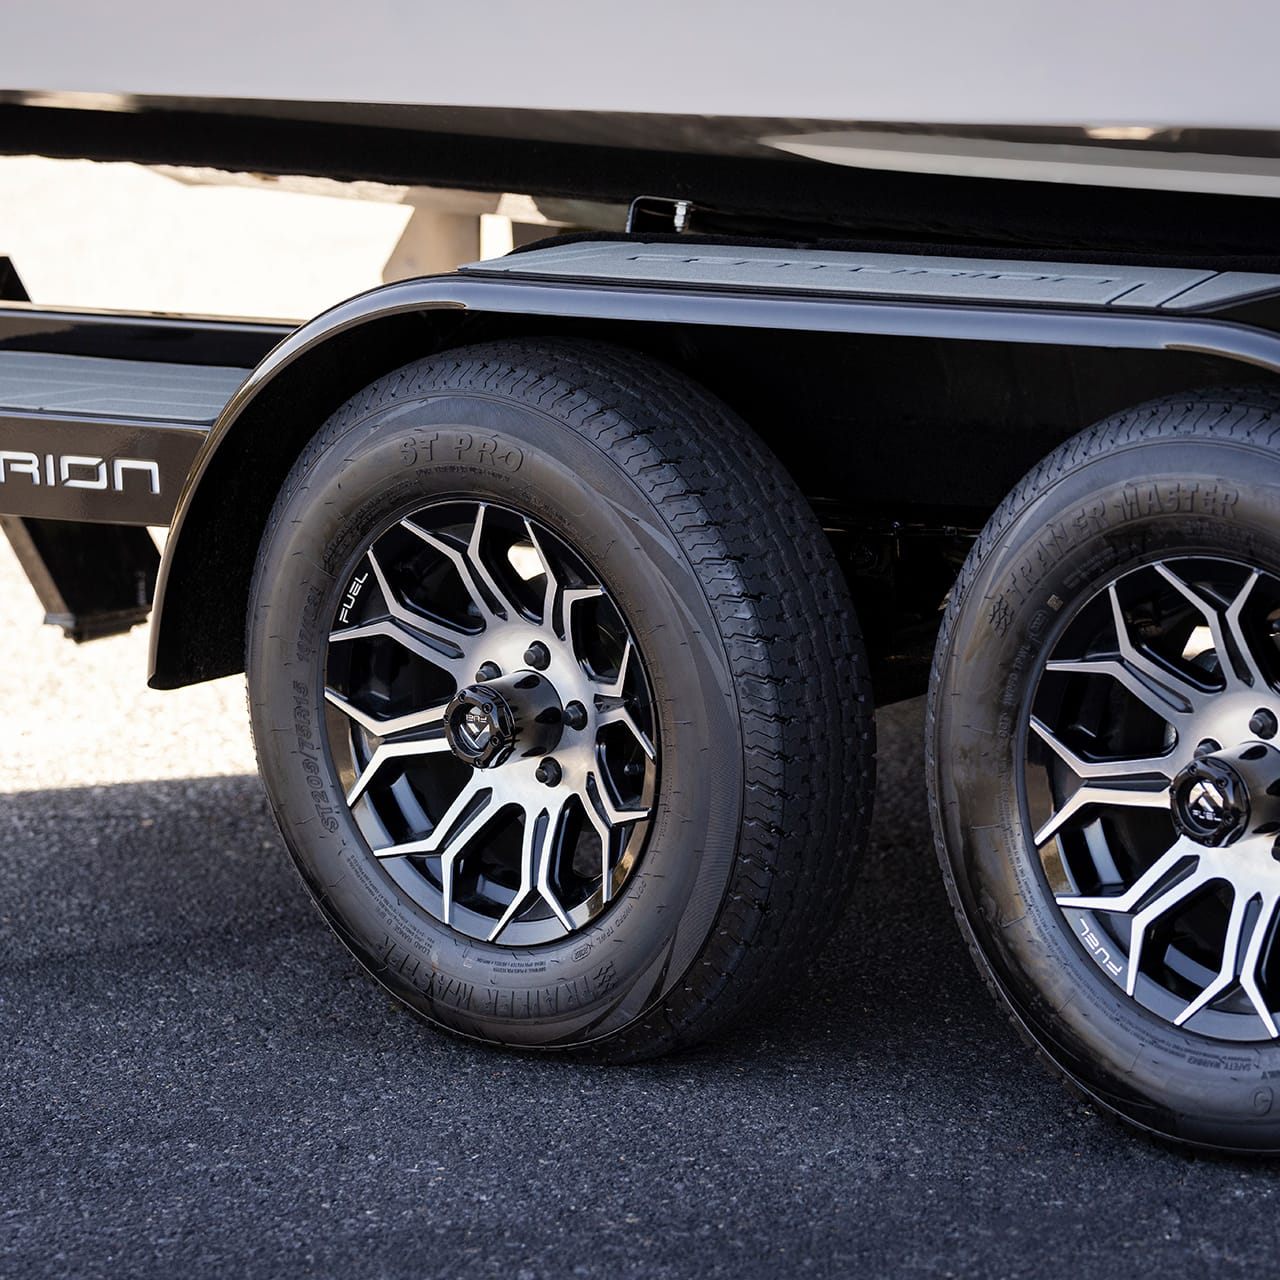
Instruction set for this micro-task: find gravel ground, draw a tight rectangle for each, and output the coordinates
[0,534,1277,1279]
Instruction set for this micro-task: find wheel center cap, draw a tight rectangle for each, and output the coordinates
[445,686,516,767]
[1171,753,1253,847]
[444,672,563,769]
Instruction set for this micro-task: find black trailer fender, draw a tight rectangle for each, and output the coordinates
[148,243,1280,689]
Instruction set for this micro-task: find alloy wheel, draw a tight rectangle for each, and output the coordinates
[322,500,658,947]
[1028,555,1280,1041]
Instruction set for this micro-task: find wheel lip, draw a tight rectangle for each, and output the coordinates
[321,492,663,949]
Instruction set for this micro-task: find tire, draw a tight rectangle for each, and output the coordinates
[246,338,873,1059]
[928,387,1280,1151]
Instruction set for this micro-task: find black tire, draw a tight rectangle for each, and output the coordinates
[929,387,1280,1151]
[247,338,873,1059]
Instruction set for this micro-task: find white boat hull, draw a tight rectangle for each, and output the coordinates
[4,0,1280,132]
[4,0,1280,256]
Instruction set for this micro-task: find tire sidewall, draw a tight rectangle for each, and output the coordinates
[248,387,744,1048]
[933,435,1280,1147]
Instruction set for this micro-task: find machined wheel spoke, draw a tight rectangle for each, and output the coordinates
[560,584,606,650]
[596,703,657,761]
[1155,562,1239,682]
[465,503,527,623]
[1223,569,1273,692]
[487,799,574,943]
[374,775,491,859]
[324,687,448,739]
[1105,583,1208,716]
[1060,840,1213,998]
[1174,889,1254,1027]
[434,783,498,928]
[579,774,650,906]
[1238,891,1280,1036]
[402,508,518,627]
[346,734,453,806]
[522,518,560,627]
[327,617,467,674]
[377,777,495,929]
[586,770,650,828]
[362,548,474,659]
[581,773,650,906]
[1122,863,1219,996]
[1057,838,1200,916]
[1029,711,1173,854]
[1044,656,1194,722]
[1033,777,1171,847]
[578,782,620,903]
[597,638,637,700]
[1058,838,1210,998]
[1157,563,1275,695]
[1030,716,1175,781]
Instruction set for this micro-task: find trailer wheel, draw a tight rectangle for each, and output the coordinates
[929,388,1280,1150]
[246,339,872,1058]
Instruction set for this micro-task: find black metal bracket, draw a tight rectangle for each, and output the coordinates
[1,515,158,642]
[0,258,29,303]
[626,196,696,235]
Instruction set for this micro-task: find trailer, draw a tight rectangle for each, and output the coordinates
[9,4,1280,1153]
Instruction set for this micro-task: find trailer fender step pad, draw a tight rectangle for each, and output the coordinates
[0,351,247,525]
[464,241,1280,313]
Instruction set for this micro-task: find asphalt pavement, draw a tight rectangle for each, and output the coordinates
[1,531,1278,1280]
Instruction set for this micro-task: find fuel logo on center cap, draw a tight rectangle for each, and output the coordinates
[1171,756,1250,847]
[458,705,494,754]
[444,686,516,768]
[1186,779,1227,825]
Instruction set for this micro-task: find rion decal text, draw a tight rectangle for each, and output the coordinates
[0,451,161,495]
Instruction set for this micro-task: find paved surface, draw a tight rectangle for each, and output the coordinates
[0,539,1277,1280]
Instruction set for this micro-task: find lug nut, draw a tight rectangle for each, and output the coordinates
[524,642,551,671]
[535,758,562,787]
[1195,738,1221,758]
[563,701,588,731]
[475,661,501,682]
[1251,708,1279,740]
